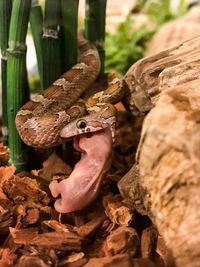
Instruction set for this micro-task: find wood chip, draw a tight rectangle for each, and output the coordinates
[10,227,39,245]
[84,238,105,258]
[2,175,50,208]
[132,258,158,267]
[0,248,17,267]
[74,213,106,237]
[15,255,49,267]
[103,226,140,257]
[43,220,73,233]
[22,208,40,227]
[64,258,88,267]
[59,252,85,266]
[156,235,175,267]
[103,194,133,226]
[0,166,16,209]
[32,152,72,181]
[0,165,15,185]
[13,205,26,229]
[83,253,133,267]
[0,207,13,234]
[141,225,158,258]
[0,145,9,165]
[32,231,84,251]
[10,227,84,252]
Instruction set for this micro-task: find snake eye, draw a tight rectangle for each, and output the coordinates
[76,119,87,129]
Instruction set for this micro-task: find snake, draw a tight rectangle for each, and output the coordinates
[15,34,124,148]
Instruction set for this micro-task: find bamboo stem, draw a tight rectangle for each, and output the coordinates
[30,0,44,89]
[7,0,32,170]
[60,0,79,71]
[43,0,61,88]
[0,0,12,145]
[85,0,107,73]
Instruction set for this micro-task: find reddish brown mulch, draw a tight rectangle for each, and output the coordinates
[0,111,172,267]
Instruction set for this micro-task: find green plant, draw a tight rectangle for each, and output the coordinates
[138,0,188,25]
[85,0,107,73]
[105,16,154,74]
[6,0,32,170]
[105,0,188,75]
[0,0,12,145]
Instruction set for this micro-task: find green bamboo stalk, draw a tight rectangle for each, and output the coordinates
[60,0,79,71]
[0,0,12,146]
[30,0,44,89]
[85,0,107,73]
[43,0,61,88]
[7,0,32,170]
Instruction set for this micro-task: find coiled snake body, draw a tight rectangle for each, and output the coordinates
[15,35,123,148]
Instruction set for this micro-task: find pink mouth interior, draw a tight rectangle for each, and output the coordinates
[49,128,113,213]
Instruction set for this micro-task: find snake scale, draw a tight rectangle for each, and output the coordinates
[15,34,123,148]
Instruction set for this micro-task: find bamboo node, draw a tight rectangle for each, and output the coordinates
[2,126,8,137]
[43,28,59,39]
[7,41,27,55]
[32,0,39,7]
[1,51,7,61]
[95,39,105,48]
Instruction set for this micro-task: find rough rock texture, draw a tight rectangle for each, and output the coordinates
[136,79,200,267]
[146,6,200,56]
[119,28,200,266]
[123,35,200,116]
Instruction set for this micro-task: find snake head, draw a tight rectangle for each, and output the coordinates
[60,104,116,142]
